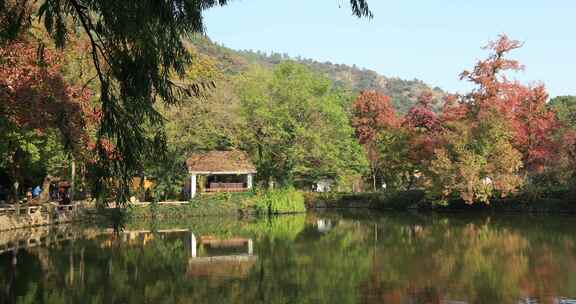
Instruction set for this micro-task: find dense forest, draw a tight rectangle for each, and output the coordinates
[1,0,575,208]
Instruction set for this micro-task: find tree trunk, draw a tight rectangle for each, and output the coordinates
[81,163,86,199]
[372,169,377,192]
[70,158,76,202]
[9,157,19,204]
[138,168,145,201]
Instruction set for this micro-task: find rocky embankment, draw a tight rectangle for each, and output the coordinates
[0,203,85,231]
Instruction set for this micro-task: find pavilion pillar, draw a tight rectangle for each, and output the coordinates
[247,239,253,256]
[190,174,197,199]
[190,232,197,258]
[247,174,254,189]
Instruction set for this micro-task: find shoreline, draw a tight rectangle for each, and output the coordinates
[304,191,576,214]
[2,190,575,232]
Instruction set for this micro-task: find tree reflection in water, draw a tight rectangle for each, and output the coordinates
[1,213,576,304]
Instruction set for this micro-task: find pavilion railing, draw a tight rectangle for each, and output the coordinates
[205,183,247,193]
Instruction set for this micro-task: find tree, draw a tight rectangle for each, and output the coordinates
[0,40,91,202]
[160,52,243,154]
[1,0,373,206]
[549,96,576,131]
[352,90,399,144]
[459,35,560,174]
[424,35,568,203]
[373,128,416,191]
[399,91,444,190]
[237,62,367,188]
[508,85,559,173]
[402,91,441,133]
[548,96,576,185]
[428,116,524,204]
[352,90,399,190]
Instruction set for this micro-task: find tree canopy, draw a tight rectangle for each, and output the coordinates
[236,62,368,188]
[351,35,576,203]
[0,0,373,204]
[0,39,92,201]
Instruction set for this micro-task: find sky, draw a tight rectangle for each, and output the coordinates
[203,0,575,98]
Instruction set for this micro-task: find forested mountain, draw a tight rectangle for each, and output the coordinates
[189,36,446,112]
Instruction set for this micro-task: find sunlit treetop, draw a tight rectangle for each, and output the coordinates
[460,35,524,102]
[352,90,399,145]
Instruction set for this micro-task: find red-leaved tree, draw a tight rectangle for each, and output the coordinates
[0,39,93,201]
[352,90,399,144]
[0,40,92,150]
[402,91,444,172]
[460,35,561,174]
[352,90,399,190]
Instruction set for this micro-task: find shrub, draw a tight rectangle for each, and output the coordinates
[253,187,306,214]
[376,190,426,209]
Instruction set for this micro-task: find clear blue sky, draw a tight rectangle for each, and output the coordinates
[204,0,575,98]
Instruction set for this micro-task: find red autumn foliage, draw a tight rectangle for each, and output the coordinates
[403,91,442,132]
[507,85,559,171]
[351,34,572,201]
[352,90,399,144]
[402,91,444,165]
[460,35,561,172]
[440,94,468,123]
[86,138,120,161]
[460,34,524,105]
[406,135,442,167]
[0,40,93,154]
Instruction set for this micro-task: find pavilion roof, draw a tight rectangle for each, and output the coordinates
[186,150,256,174]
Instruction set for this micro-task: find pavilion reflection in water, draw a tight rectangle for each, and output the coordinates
[106,229,258,279]
[188,234,256,279]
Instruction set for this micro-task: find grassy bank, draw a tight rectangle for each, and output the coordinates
[127,188,306,220]
[305,189,576,214]
[247,188,306,214]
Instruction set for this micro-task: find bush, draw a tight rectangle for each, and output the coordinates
[303,192,344,208]
[252,187,306,214]
[376,190,426,210]
[304,190,426,210]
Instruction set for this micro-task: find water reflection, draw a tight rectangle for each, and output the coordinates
[1,212,576,303]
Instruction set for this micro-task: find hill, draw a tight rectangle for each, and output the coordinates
[189,35,446,112]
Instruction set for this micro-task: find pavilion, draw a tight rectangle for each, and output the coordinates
[185,150,257,198]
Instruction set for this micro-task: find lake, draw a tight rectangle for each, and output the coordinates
[1,211,576,304]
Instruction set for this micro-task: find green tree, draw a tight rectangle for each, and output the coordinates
[549,96,576,131]
[236,62,367,188]
[548,96,576,189]
[374,128,418,191]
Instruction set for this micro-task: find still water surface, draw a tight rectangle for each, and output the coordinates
[1,211,576,304]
